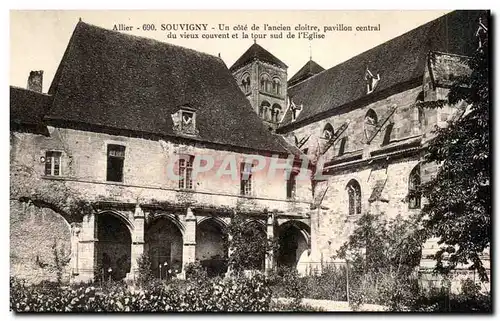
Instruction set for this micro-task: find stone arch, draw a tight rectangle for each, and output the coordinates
[272,77,282,95]
[277,220,311,270]
[148,213,185,236]
[259,100,271,120]
[244,218,266,229]
[10,200,73,283]
[197,216,227,230]
[260,73,271,92]
[271,103,282,122]
[145,214,184,278]
[97,210,134,233]
[95,211,133,281]
[240,72,251,93]
[196,217,228,276]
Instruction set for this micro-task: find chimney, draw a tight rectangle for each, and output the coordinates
[27,70,43,93]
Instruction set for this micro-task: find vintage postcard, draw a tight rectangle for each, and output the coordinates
[9,10,491,312]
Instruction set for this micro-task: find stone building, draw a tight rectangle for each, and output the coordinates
[10,22,312,283]
[230,10,489,286]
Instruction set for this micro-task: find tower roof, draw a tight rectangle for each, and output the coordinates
[288,60,325,87]
[229,43,287,72]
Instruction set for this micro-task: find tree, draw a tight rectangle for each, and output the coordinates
[418,24,490,281]
[224,213,278,275]
[337,212,424,310]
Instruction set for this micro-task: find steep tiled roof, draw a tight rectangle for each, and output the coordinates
[288,60,325,87]
[279,10,487,131]
[46,22,289,154]
[10,86,52,126]
[428,51,472,88]
[229,43,287,72]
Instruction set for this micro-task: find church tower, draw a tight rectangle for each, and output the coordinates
[230,42,288,131]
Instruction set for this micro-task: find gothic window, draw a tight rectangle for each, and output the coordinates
[260,74,271,92]
[273,78,282,95]
[240,162,253,196]
[323,123,334,140]
[272,104,281,122]
[260,101,271,120]
[347,179,362,215]
[364,109,378,140]
[241,73,251,93]
[338,136,348,156]
[44,151,62,176]
[408,165,421,209]
[179,155,194,189]
[107,144,125,182]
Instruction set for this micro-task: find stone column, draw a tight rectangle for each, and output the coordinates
[75,212,96,282]
[182,207,197,276]
[265,212,275,274]
[70,223,82,281]
[128,204,145,281]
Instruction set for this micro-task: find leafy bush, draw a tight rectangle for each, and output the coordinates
[10,274,272,312]
[135,253,155,288]
[406,278,490,312]
[184,261,208,281]
[224,214,278,275]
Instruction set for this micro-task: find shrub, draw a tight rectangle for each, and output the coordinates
[184,261,208,281]
[10,274,272,312]
[135,253,155,288]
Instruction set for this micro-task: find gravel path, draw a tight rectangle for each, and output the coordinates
[273,298,386,312]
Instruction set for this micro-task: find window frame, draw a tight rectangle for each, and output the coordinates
[180,110,196,132]
[286,171,297,199]
[347,179,362,215]
[178,155,194,190]
[240,162,253,196]
[44,150,62,176]
[106,144,126,183]
[408,165,422,209]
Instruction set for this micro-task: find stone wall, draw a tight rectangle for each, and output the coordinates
[10,200,72,284]
[309,157,420,264]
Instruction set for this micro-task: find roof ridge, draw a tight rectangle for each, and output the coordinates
[78,21,222,62]
[10,85,53,97]
[289,12,452,91]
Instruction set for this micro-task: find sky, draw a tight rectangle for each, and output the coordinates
[10,10,450,93]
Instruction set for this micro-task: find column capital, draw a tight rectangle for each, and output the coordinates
[134,204,145,218]
[185,207,196,221]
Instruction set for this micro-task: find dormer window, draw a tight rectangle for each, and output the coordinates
[181,110,194,130]
[365,67,380,94]
[172,105,198,135]
[290,98,302,122]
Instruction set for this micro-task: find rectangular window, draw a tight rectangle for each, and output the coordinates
[44,151,62,176]
[107,144,125,182]
[286,172,297,199]
[240,162,253,196]
[178,156,194,189]
[180,110,195,132]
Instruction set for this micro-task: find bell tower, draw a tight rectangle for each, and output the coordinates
[230,41,288,131]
